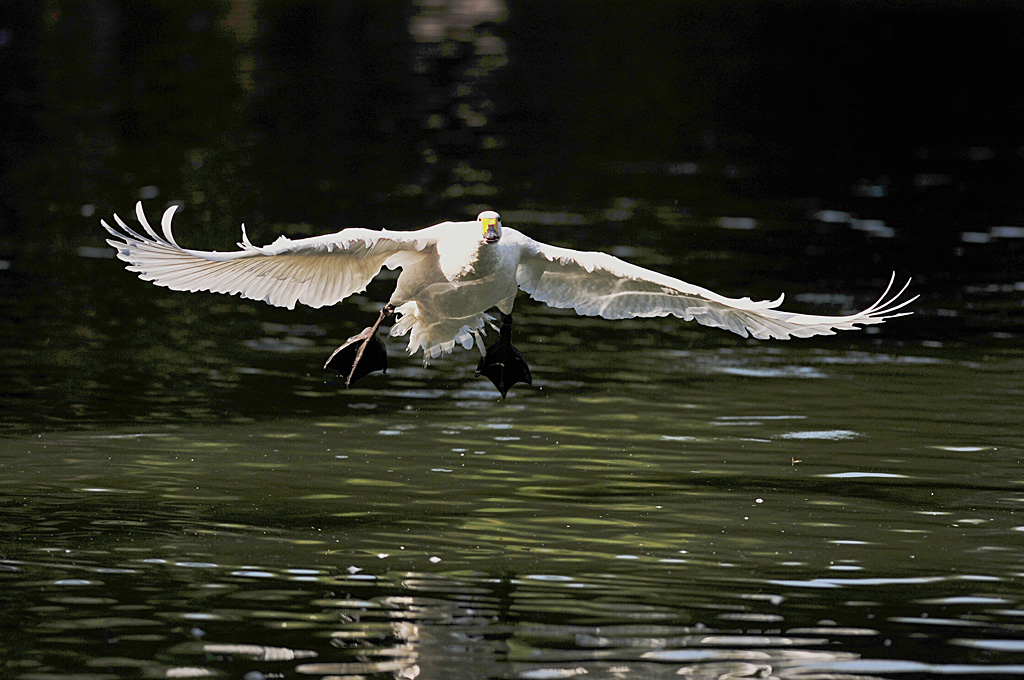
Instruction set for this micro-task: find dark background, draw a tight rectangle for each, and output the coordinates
[0,0,1022,357]
[3,1,1022,235]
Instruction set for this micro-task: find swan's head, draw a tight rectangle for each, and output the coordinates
[478,210,502,244]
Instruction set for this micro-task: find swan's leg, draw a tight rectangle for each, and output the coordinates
[324,304,395,387]
[476,312,532,398]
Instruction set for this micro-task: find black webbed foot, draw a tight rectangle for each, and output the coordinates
[476,340,531,398]
[324,304,394,387]
[325,329,388,386]
[476,313,532,398]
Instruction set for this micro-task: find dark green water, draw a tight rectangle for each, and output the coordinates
[4,230,1023,678]
[3,2,1024,678]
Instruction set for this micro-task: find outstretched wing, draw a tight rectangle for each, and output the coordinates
[102,203,435,310]
[513,234,916,339]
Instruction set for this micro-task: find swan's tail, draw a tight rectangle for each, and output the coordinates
[389,302,493,364]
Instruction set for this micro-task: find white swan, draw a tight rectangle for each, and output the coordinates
[102,203,916,396]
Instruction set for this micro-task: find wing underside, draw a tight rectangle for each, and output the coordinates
[102,203,433,310]
[515,236,916,340]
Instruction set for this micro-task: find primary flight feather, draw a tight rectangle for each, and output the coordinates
[102,203,916,396]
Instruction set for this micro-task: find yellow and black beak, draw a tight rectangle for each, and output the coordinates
[481,217,501,244]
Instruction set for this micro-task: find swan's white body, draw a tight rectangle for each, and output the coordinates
[103,203,915,361]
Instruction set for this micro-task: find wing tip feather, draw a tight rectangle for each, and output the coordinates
[160,204,182,247]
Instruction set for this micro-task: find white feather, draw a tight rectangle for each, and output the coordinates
[103,203,917,360]
[103,203,435,311]
[512,234,915,340]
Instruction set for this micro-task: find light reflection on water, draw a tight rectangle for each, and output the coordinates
[5,551,1024,678]
[2,337,1024,677]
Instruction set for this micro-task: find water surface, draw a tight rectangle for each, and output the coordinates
[3,287,1024,678]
